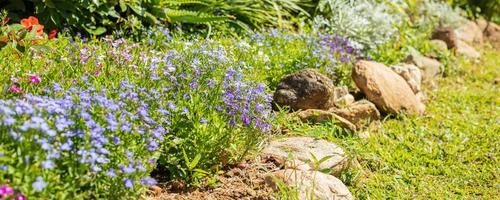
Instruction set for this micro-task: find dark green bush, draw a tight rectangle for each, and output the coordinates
[448,0,500,23]
[0,0,310,36]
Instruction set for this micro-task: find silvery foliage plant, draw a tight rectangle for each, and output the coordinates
[312,0,404,50]
[418,0,467,29]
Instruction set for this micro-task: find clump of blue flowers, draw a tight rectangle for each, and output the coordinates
[0,81,162,198]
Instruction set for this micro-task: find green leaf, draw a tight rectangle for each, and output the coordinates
[108,9,120,18]
[129,4,146,17]
[182,149,190,167]
[119,1,128,12]
[92,0,101,6]
[85,26,106,35]
[141,11,158,25]
[44,0,56,8]
[318,155,334,165]
[189,154,201,170]
[193,168,209,174]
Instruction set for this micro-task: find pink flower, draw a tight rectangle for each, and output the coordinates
[15,194,27,200]
[9,85,22,93]
[29,75,41,84]
[0,185,14,195]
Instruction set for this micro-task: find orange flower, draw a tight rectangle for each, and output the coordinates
[21,16,39,29]
[20,16,44,36]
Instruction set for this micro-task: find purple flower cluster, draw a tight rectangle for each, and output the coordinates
[222,68,272,132]
[0,80,167,193]
[319,34,367,63]
[248,30,365,79]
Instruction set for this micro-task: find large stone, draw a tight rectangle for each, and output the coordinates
[352,61,425,115]
[456,40,480,59]
[330,100,380,130]
[390,63,422,94]
[273,69,335,111]
[271,170,354,200]
[477,19,500,49]
[296,109,356,131]
[455,20,484,45]
[404,54,442,81]
[261,137,347,175]
[432,27,458,49]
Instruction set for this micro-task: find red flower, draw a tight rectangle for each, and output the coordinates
[1,17,9,25]
[20,16,44,36]
[48,29,57,39]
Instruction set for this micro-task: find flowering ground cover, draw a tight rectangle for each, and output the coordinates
[1,1,499,199]
[0,17,365,198]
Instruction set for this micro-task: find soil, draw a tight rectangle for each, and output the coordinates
[147,157,283,200]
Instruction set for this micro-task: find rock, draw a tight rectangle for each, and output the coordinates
[333,86,350,99]
[330,100,381,130]
[455,40,481,59]
[149,185,163,196]
[352,61,425,115]
[415,92,426,103]
[296,109,356,131]
[333,86,355,107]
[283,159,312,171]
[429,39,449,52]
[404,54,442,81]
[335,94,355,107]
[476,19,500,49]
[273,69,335,111]
[455,20,484,45]
[272,170,354,200]
[390,63,422,94]
[261,137,347,175]
[432,27,458,49]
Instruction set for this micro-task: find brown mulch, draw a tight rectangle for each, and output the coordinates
[146,157,283,200]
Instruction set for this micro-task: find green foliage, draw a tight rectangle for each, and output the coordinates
[311,0,405,50]
[0,0,232,35]
[418,0,467,29]
[448,0,500,23]
[0,0,311,36]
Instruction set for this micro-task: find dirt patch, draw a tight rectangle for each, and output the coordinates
[147,157,283,200]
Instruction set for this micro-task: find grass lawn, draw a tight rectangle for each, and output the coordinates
[287,49,500,199]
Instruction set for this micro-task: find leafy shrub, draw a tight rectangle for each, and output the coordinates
[0,0,309,36]
[449,0,500,23]
[417,0,467,29]
[311,0,404,50]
